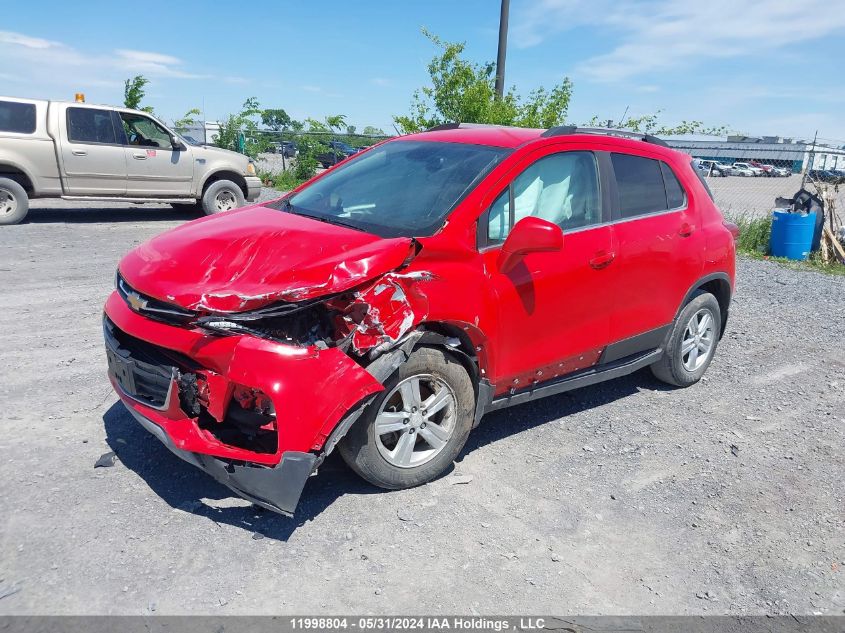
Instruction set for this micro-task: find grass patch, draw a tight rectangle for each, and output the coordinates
[727,212,845,276]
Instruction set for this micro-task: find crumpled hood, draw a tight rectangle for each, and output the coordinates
[119,206,415,312]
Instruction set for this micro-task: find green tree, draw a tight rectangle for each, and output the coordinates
[585,111,729,137]
[289,119,305,133]
[325,114,347,133]
[261,108,292,131]
[173,108,202,133]
[362,125,386,136]
[394,29,573,133]
[214,97,267,157]
[123,75,154,113]
[346,124,357,135]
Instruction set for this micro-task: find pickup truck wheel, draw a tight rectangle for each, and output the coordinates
[339,347,475,490]
[651,291,721,387]
[202,180,245,215]
[0,178,29,226]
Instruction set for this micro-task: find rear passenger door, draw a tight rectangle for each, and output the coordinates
[606,152,704,350]
[59,106,127,195]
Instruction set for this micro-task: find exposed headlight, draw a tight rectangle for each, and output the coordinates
[246,162,257,176]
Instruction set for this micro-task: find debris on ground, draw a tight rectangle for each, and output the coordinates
[93,451,117,468]
[449,474,473,485]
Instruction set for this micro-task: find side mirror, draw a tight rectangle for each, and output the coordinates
[497,216,563,272]
[170,136,187,151]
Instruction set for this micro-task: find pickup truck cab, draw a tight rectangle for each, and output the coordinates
[0,96,262,225]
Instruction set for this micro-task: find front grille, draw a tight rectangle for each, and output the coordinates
[104,317,195,408]
[116,274,196,326]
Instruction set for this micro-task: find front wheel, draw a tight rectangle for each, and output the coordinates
[0,177,29,225]
[651,291,721,387]
[339,346,475,489]
[201,180,245,215]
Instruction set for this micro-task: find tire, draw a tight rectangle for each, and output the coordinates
[339,346,475,490]
[650,291,721,388]
[201,180,245,215]
[0,177,29,225]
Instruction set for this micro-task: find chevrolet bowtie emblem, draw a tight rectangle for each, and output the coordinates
[125,290,148,312]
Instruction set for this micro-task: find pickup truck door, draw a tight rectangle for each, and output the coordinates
[117,112,193,196]
[58,106,127,195]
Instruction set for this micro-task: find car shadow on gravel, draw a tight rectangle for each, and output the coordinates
[103,368,672,540]
[26,206,197,224]
[102,402,378,541]
[459,367,672,458]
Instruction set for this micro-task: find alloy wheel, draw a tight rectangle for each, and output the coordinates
[374,374,457,468]
[681,308,715,372]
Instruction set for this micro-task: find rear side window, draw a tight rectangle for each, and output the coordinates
[67,107,118,145]
[611,153,688,219]
[661,162,686,208]
[0,101,36,134]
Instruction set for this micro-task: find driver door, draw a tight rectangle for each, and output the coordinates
[119,112,193,196]
[480,147,617,390]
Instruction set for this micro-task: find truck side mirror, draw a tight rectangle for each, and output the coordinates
[170,135,187,151]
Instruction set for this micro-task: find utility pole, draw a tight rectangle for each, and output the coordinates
[495,0,510,99]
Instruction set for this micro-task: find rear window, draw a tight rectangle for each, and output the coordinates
[67,107,118,145]
[0,100,36,134]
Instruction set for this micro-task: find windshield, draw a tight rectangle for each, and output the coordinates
[269,140,510,238]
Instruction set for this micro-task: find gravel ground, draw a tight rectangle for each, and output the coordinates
[0,195,843,615]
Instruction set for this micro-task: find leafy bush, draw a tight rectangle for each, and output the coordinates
[272,170,304,191]
[729,213,772,254]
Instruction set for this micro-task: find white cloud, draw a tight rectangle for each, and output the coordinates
[370,77,391,87]
[513,0,845,82]
[0,29,229,91]
[0,30,60,49]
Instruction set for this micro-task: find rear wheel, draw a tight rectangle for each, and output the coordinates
[651,291,721,387]
[0,177,29,225]
[201,180,245,215]
[339,347,475,489]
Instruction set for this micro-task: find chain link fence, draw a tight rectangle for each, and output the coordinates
[666,137,845,228]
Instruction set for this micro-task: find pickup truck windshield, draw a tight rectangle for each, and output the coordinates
[269,140,510,238]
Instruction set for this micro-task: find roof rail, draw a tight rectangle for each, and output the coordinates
[542,126,669,147]
[425,122,524,132]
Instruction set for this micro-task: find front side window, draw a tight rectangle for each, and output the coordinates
[486,151,601,243]
[120,113,172,148]
[0,101,36,134]
[275,140,510,238]
[67,107,118,144]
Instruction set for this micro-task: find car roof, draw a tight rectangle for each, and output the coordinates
[405,126,544,148]
[397,124,680,160]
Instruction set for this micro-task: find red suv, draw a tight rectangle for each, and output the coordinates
[104,124,737,515]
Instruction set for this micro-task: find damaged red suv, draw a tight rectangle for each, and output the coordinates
[104,124,736,515]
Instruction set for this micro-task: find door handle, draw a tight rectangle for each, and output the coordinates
[132,153,148,160]
[71,149,87,156]
[679,222,694,237]
[589,250,616,270]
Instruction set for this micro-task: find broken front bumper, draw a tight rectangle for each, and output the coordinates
[103,291,384,515]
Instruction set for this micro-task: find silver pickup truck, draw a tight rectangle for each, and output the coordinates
[0,96,262,225]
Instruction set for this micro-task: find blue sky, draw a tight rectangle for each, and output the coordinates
[3,0,845,142]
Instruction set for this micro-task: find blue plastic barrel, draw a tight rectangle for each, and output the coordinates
[770,210,816,260]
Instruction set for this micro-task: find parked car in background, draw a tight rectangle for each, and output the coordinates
[267,141,297,158]
[768,165,791,177]
[749,161,775,176]
[697,160,731,177]
[103,123,736,516]
[733,162,762,176]
[808,169,844,184]
[0,96,261,224]
[316,140,360,168]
